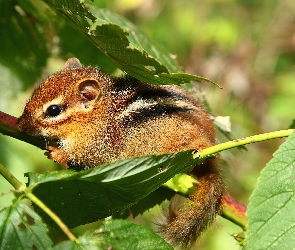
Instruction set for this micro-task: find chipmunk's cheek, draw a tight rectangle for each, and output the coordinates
[45,146,69,163]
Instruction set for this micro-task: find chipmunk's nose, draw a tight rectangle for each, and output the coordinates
[16,113,48,149]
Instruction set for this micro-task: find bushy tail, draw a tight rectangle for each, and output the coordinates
[158,159,224,247]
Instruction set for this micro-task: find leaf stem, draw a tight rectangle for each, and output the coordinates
[0,163,80,245]
[191,129,294,229]
[194,129,294,159]
[0,163,24,191]
[221,195,247,230]
[25,191,81,245]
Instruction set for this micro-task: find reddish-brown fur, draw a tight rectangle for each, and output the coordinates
[17,58,224,247]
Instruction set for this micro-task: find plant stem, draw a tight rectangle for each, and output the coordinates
[0,111,46,149]
[0,164,24,191]
[25,191,81,245]
[0,164,80,245]
[191,129,294,229]
[194,129,294,159]
[221,195,247,230]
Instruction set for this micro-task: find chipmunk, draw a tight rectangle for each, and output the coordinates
[17,58,225,248]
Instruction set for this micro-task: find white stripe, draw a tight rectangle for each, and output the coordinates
[116,98,157,120]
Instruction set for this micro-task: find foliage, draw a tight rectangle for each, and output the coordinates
[245,132,295,249]
[53,219,172,250]
[0,201,52,249]
[0,0,295,250]
[27,150,196,227]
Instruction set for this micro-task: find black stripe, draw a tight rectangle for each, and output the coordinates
[120,103,194,127]
[113,76,200,127]
[113,76,198,107]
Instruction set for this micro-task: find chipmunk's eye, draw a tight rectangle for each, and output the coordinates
[46,105,63,117]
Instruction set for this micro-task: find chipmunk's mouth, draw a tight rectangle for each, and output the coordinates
[42,136,60,149]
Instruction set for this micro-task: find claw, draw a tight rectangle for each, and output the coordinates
[45,146,69,163]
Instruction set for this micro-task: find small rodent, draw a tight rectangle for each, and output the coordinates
[17,58,224,247]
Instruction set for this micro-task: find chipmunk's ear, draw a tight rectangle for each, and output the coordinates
[63,58,82,69]
[77,79,101,103]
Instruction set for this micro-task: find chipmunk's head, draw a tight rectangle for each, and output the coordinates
[17,58,110,135]
[16,58,115,165]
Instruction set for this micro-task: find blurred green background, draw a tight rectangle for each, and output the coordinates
[1,0,295,249]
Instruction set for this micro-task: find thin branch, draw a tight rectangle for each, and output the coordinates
[0,111,46,149]
[0,163,80,245]
[221,195,247,230]
[25,191,81,245]
[0,163,25,191]
[194,129,294,159]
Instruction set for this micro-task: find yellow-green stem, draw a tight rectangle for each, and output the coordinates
[0,164,80,245]
[0,164,24,191]
[194,129,294,159]
[25,191,81,245]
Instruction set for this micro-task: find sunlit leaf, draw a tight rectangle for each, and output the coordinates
[245,132,295,249]
[0,201,52,249]
[53,219,172,250]
[43,0,216,86]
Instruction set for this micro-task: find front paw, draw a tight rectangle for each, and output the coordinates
[45,146,69,163]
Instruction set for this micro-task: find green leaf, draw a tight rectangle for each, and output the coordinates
[57,23,117,73]
[53,219,172,250]
[43,0,216,86]
[113,187,175,219]
[27,150,197,228]
[53,241,84,250]
[0,201,52,249]
[244,132,295,250]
